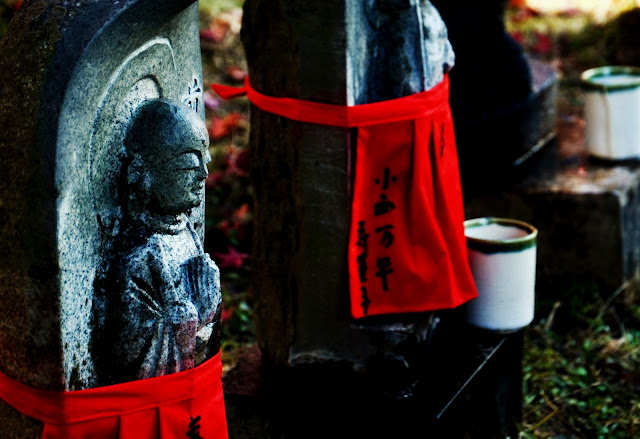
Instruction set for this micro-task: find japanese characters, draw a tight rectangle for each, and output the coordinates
[356,166,399,315]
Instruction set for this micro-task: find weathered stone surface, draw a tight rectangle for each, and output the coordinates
[346,0,454,104]
[92,99,221,385]
[241,0,454,377]
[0,0,219,431]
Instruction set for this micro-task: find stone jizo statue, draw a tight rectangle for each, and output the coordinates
[93,99,222,386]
[0,1,230,434]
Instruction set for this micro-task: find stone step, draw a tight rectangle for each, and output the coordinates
[464,113,640,303]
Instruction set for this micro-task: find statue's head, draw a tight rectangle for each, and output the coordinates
[124,99,210,217]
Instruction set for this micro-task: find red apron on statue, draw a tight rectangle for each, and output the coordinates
[213,76,477,319]
[0,353,228,439]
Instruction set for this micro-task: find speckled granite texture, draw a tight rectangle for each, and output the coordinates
[0,0,218,433]
[92,99,221,386]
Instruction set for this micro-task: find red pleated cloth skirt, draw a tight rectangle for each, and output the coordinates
[213,75,478,319]
[0,353,228,438]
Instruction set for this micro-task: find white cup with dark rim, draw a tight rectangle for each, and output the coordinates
[463,217,538,333]
[581,65,640,160]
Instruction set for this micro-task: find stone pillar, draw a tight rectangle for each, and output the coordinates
[241,0,453,390]
[0,0,220,433]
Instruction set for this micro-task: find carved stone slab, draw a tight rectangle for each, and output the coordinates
[0,0,214,410]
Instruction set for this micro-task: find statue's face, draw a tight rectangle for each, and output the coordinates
[126,99,212,216]
[149,137,211,215]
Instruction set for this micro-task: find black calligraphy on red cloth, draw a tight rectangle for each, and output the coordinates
[187,415,204,439]
[355,221,370,314]
[356,166,397,315]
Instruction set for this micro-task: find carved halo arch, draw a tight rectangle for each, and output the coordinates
[55,1,204,389]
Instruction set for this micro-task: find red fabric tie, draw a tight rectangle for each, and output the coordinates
[0,353,228,438]
[212,76,478,319]
[212,77,454,127]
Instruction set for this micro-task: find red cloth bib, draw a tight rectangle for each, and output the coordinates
[213,76,477,319]
[0,353,228,439]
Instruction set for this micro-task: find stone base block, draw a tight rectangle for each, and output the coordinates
[223,316,523,439]
[465,116,640,304]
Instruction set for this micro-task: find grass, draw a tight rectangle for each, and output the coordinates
[521,280,640,438]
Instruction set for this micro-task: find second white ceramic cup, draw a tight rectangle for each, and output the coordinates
[581,65,640,160]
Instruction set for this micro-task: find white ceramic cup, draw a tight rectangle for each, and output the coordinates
[581,66,640,160]
[463,217,538,332]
